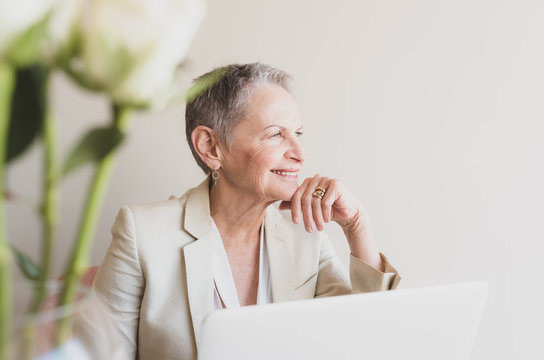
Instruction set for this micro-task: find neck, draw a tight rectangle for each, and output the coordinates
[209,178,272,248]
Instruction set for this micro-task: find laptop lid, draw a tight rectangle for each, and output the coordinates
[198,281,488,360]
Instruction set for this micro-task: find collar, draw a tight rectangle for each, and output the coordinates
[181,178,293,349]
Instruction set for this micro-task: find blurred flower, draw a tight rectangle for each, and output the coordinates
[47,0,206,109]
[0,0,57,65]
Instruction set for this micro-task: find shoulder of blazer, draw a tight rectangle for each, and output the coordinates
[119,185,200,248]
[126,197,184,223]
[125,181,200,222]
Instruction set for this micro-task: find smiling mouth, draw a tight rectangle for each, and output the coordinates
[270,170,298,177]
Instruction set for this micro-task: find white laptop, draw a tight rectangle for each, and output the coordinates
[198,281,488,360]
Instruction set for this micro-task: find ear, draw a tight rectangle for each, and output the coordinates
[191,126,224,170]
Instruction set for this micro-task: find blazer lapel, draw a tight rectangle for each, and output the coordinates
[265,206,296,302]
[181,180,297,346]
[181,179,214,349]
[183,231,214,349]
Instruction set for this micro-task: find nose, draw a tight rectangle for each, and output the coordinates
[286,136,306,163]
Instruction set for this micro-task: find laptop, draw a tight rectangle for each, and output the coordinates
[198,281,488,360]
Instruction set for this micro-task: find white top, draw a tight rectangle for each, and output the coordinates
[210,218,272,309]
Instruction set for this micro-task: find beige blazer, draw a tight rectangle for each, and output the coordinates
[93,179,401,360]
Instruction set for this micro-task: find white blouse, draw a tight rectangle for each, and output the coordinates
[210,218,273,309]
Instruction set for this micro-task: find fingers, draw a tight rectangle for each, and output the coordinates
[301,176,321,232]
[290,177,311,225]
[320,179,339,223]
[291,174,331,233]
[320,188,332,223]
[284,175,359,233]
[278,200,291,211]
[312,196,325,231]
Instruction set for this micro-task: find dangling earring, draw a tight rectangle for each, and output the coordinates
[212,169,220,186]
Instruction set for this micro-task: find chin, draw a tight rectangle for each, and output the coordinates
[273,186,298,202]
[262,179,299,202]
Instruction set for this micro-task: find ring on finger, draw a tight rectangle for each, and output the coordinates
[316,186,327,193]
[312,186,326,200]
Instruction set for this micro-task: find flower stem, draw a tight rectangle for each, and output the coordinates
[33,106,58,308]
[41,102,57,285]
[21,90,56,360]
[0,62,15,360]
[57,103,131,343]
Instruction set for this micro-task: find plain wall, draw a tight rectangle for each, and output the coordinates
[7,0,544,359]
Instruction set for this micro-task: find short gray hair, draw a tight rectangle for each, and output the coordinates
[185,63,293,174]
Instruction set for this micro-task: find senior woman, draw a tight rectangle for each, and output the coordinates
[93,63,401,360]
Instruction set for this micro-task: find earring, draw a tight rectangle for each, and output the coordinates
[212,169,220,186]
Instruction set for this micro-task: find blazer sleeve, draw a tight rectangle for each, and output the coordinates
[92,206,144,359]
[315,233,401,297]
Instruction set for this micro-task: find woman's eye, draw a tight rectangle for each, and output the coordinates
[296,131,304,137]
[271,132,281,137]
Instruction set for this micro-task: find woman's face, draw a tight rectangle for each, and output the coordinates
[220,84,306,202]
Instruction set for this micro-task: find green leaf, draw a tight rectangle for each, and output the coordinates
[62,126,124,177]
[185,65,231,103]
[7,13,50,67]
[6,65,47,163]
[11,245,42,281]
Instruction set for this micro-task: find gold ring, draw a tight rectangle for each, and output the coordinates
[316,186,327,193]
[312,186,326,200]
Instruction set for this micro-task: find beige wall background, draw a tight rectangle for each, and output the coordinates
[7,0,543,358]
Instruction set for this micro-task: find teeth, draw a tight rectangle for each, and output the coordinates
[272,170,297,176]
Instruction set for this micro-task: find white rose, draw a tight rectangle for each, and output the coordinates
[44,0,83,65]
[48,0,206,109]
[0,0,57,64]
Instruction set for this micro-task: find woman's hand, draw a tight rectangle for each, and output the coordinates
[279,174,364,232]
[279,174,384,271]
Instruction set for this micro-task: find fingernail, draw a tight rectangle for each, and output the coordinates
[294,216,299,224]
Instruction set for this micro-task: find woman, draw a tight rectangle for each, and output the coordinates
[93,63,401,360]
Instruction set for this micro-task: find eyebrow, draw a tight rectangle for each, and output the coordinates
[264,125,304,131]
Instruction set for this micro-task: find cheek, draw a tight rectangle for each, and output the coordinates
[245,147,272,189]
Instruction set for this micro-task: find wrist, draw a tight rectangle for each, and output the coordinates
[339,208,364,237]
[340,208,383,271]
